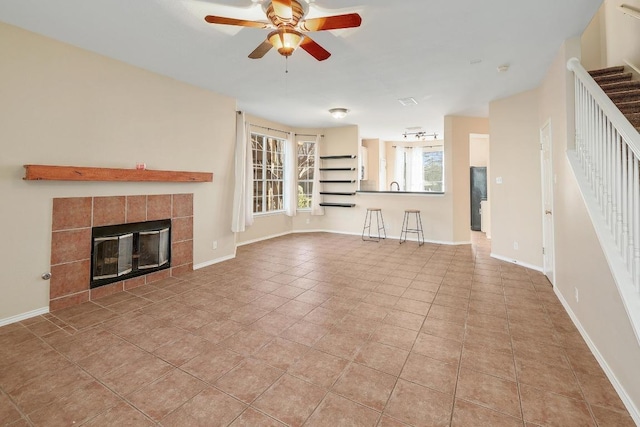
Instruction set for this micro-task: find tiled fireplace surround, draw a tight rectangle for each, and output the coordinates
[50,194,193,311]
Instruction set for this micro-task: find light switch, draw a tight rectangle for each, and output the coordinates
[496,177,503,184]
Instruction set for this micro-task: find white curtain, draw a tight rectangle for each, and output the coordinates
[394,146,406,190]
[311,134,324,216]
[231,112,254,232]
[409,146,424,191]
[283,132,297,216]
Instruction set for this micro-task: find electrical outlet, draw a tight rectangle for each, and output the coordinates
[212,241,217,250]
[306,218,310,224]
[513,241,519,250]
[575,287,579,302]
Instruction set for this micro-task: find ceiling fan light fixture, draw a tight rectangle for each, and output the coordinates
[329,108,349,119]
[268,29,304,57]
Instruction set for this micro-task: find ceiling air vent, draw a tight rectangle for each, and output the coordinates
[398,97,418,106]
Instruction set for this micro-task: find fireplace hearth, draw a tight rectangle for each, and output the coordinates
[91,219,171,288]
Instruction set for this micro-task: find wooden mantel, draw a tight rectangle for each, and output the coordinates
[23,165,213,183]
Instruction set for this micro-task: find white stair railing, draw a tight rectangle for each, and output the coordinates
[567,57,640,339]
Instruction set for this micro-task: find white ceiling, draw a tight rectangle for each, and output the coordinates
[0,0,602,140]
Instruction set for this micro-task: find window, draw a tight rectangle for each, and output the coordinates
[252,133,285,213]
[422,149,444,192]
[394,145,444,192]
[297,140,315,209]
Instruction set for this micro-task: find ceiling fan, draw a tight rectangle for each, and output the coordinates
[204,0,362,61]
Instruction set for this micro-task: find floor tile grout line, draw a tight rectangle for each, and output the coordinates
[503,271,528,425]
[534,282,599,425]
[31,331,158,426]
[447,274,469,427]
[374,280,440,426]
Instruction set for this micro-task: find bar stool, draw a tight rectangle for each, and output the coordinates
[362,208,387,242]
[400,209,424,246]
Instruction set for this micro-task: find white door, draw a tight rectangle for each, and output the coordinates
[540,121,555,285]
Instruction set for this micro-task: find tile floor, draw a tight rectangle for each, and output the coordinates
[0,232,635,426]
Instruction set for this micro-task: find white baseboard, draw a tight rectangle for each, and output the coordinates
[296,229,471,246]
[236,231,293,247]
[0,306,49,327]
[291,229,330,234]
[300,229,362,237]
[554,287,640,425]
[490,253,543,272]
[238,229,471,247]
[193,253,236,270]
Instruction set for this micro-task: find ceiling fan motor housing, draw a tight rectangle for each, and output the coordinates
[264,0,307,27]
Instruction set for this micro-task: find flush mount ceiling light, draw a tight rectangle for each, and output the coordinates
[329,108,349,119]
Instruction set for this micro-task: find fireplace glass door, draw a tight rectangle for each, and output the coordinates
[139,227,170,269]
[93,233,133,280]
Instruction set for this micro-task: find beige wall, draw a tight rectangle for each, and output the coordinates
[0,23,237,320]
[583,0,640,71]
[361,138,379,191]
[581,5,607,70]
[384,141,395,190]
[539,38,640,412]
[603,0,640,69]
[489,90,543,268]
[469,135,490,167]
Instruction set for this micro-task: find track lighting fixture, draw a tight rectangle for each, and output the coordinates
[403,131,438,140]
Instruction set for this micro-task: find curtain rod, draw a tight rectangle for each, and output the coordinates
[237,112,323,137]
[249,123,291,135]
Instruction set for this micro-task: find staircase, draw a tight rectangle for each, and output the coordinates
[589,65,640,132]
[567,58,640,343]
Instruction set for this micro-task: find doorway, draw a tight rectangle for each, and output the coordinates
[540,120,555,284]
[470,167,487,231]
[469,134,490,234]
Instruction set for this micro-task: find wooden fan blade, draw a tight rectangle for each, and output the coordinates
[204,15,269,29]
[272,0,293,20]
[300,36,331,61]
[249,40,273,59]
[299,13,362,32]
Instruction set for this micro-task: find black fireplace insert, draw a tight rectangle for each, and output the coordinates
[90,219,171,288]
